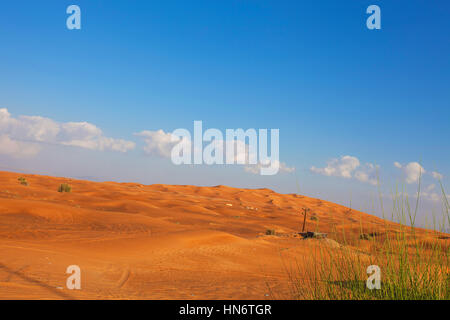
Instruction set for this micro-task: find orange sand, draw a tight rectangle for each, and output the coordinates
[0,171,446,299]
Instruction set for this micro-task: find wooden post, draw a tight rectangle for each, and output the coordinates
[302,208,309,232]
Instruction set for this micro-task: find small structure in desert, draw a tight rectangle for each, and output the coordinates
[298,207,327,239]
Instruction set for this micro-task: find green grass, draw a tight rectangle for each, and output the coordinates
[290,232,448,300]
[58,183,72,193]
[17,177,28,186]
[286,175,449,300]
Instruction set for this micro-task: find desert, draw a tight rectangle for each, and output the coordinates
[0,171,447,299]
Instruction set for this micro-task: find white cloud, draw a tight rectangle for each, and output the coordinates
[394,161,425,184]
[419,184,442,202]
[404,162,425,184]
[388,185,444,203]
[244,160,295,175]
[62,137,135,153]
[355,163,379,185]
[135,129,187,158]
[136,129,294,175]
[135,130,257,163]
[60,122,102,141]
[0,134,40,158]
[279,162,296,173]
[311,155,378,185]
[202,138,254,163]
[0,108,135,157]
[431,171,443,180]
[310,155,360,179]
[243,166,260,175]
[395,162,444,183]
[420,191,441,202]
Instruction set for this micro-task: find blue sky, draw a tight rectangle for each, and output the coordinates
[0,1,449,226]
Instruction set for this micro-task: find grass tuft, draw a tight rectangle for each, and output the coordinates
[58,183,72,193]
[284,175,449,300]
[17,177,28,186]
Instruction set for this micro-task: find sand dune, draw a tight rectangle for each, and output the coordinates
[0,171,446,299]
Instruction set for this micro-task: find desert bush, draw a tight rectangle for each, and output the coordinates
[58,183,72,193]
[17,177,28,186]
[266,229,276,235]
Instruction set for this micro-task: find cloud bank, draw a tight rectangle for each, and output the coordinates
[0,108,135,157]
[135,129,295,175]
